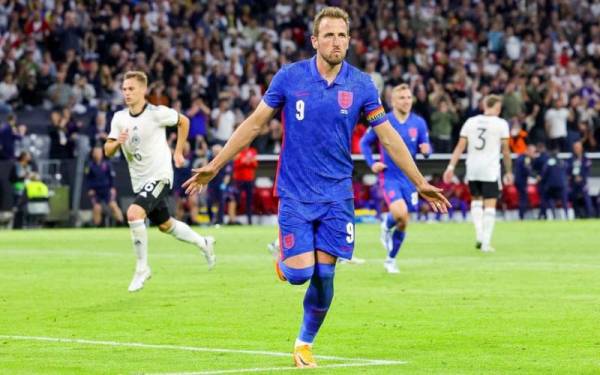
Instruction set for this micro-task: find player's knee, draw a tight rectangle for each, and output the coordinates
[126,206,143,222]
[314,263,335,281]
[279,261,313,285]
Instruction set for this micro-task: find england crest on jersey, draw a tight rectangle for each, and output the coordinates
[338,90,353,114]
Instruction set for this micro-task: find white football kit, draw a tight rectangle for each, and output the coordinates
[108,104,179,193]
[459,114,509,182]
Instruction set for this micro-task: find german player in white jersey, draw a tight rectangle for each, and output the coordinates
[443,95,513,252]
[104,71,215,292]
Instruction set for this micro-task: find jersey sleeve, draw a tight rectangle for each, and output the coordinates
[156,105,180,127]
[359,128,378,167]
[362,78,386,127]
[500,119,510,139]
[417,117,431,146]
[262,67,287,109]
[107,113,120,139]
[459,118,471,138]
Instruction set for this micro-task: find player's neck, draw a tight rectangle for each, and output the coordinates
[316,55,342,85]
[393,109,409,123]
[128,100,147,116]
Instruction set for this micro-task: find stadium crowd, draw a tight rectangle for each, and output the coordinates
[0,0,599,225]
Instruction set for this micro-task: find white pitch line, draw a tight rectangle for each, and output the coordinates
[0,335,407,365]
[150,361,407,375]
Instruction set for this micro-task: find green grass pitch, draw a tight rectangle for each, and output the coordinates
[1,220,599,374]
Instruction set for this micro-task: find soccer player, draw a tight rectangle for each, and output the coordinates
[443,95,513,252]
[85,145,124,226]
[104,71,216,292]
[183,7,449,367]
[360,84,431,273]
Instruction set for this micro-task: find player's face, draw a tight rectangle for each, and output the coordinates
[122,78,147,107]
[392,89,413,115]
[311,17,349,66]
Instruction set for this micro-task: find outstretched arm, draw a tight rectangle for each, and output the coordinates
[183,101,277,194]
[360,128,386,173]
[501,138,513,185]
[443,137,467,183]
[373,121,450,212]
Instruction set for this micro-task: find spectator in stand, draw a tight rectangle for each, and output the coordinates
[0,113,20,160]
[186,96,211,149]
[0,72,17,110]
[509,118,528,154]
[211,94,235,146]
[232,145,258,225]
[48,110,73,159]
[430,98,457,153]
[544,97,571,152]
[85,146,124,226]
[567,141,594,218]
[514,144,537,220]
[47,71,75,109]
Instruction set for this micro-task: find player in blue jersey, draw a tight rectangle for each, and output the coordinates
[183,7,449,368]
[360,84,431,273]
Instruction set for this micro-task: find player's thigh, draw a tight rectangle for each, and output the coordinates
[315,199,355,260]
[481,181,500,208]
[278,199,315,261]
[148,197,172,227]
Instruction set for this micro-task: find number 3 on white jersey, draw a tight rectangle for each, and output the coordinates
[296,100,304,120]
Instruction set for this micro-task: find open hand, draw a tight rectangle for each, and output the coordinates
[417,182,451,213]
[183,164,219,195]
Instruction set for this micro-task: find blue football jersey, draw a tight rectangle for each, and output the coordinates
[263,56,386,202]
[360,112,430,186]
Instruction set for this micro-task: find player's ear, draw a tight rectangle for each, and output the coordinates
[310,35,318,50]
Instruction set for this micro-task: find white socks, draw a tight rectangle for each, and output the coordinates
[471,200,483,244]
[168,219,206,247]
[482,207,496,250]
[129,219,148,272]
[295,338,312,348]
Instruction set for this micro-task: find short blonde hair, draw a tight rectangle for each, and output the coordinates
[484,94,502,108]
[123,70,148,87]
[392,83,411,94]
[312,6,350,36]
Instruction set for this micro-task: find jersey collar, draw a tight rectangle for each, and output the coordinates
[129,102,148,118]
[310,55,348,86]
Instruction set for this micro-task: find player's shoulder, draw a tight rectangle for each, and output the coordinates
[111,107,128,122]
[146,103,166,112]
[345,62,374,86]
[409,112,427,126]
[280,59,310,77]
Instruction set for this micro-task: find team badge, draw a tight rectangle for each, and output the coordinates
[338,90,353,109]
[409,127,418,139]
[131,135,141,146]
[283,233,295,249]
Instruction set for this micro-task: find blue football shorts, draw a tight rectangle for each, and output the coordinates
[278,197,355,260]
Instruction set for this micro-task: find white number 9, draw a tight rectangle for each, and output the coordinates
[296,100,304,120]
[346,222,354,243]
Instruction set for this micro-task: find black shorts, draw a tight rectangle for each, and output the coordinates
[133,180,171,225]
[468,180,500,199]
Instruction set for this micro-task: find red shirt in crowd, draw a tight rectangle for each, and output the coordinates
[233,146,258,182]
